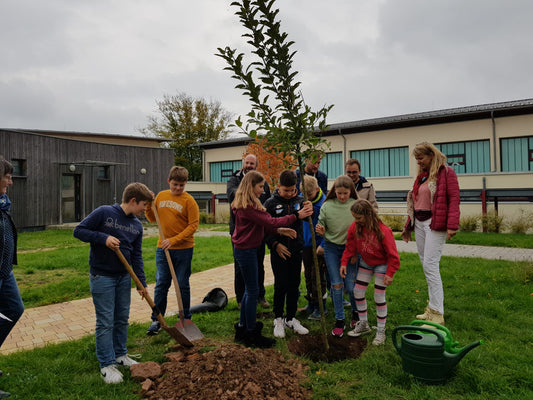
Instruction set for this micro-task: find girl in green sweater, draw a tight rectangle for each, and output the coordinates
[315,175,359,337]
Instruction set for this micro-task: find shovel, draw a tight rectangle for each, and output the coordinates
[114,248,193,347]
[152,205,204,342]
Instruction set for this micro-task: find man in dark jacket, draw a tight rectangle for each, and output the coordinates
[295,154,328,195]
[0,159,24,399]
[227,154,271,308]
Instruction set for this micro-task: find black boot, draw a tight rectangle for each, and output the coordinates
[235,321,264,343]
[243,323,275,349]
[234,323,246,343]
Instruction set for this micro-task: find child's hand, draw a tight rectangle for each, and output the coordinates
[383,275,393,286]
[277,227,296,239]
[401,229,411,243]
[106,235,120,250]
[339,265,347,278]
[316,245,324,256]
[161,239,171,250]
[298,202,313,219]
[315,224,324,235]
[137,287,147,299]
[276,243,291,260]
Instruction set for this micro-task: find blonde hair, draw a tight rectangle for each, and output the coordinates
[301,175,318,198]
[325,175,358,201]
[350,199,384,241]
[232,170,266,211]
[412,142,447,182]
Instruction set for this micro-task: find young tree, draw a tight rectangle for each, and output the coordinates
[217,0,333,350]
[140,92,233,181]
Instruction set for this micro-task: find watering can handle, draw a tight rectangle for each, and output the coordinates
[392,325,446,352]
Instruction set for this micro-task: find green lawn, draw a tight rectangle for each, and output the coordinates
[394,231,533,249]
[2,227,532,399]
[1,251,531,399]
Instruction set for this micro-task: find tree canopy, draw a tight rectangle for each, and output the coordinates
[140,92,233,181]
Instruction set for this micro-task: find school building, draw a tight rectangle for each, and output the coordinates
[190,98,533,222]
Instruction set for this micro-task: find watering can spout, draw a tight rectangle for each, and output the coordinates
[445,340,483,368]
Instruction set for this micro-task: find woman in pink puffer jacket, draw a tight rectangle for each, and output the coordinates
[401,142,460,325]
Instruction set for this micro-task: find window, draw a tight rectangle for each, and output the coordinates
[436,140,490,174]
[97,166,110,180]
[350,147,408,177]
[321,152,342,178]
[210,160,242,182]
[501,136,533,172]
[11,159,27,177]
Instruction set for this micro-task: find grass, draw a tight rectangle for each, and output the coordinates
[1,252,532,399]
[16,231,233,308]
[2,227,532,399]
[394,231,533,248]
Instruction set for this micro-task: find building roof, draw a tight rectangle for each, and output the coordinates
[1,128,169,148]
[198,98,533,147]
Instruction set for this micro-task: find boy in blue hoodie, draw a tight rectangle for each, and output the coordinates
[300,175,328,320]
[74,182,153,384]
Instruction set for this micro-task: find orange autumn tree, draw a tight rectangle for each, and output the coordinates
[245,137,296,189]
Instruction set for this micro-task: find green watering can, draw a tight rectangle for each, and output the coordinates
[392,324,483,384]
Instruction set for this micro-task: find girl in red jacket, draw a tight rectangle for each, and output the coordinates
[232,171,312,348]
[401,142,460,325]
[340,199,400,345]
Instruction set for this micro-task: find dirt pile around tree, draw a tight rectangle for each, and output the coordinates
[135,339,312,400]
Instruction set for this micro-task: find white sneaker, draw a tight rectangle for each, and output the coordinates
[101,365,123,384]
[372,329,386,346]
[347,320,371,337]
[273,317,285,338]
[284,318,309,335]
[116,354,139,367]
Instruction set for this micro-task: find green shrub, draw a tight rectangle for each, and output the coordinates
[481,210,504,233]
[459,215,480,232]
[506,210,533,234]
[199,212,216,224]
[380,213,406,231]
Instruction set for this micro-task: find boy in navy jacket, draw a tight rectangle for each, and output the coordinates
[264,170,309,338]
[74,182,153,384]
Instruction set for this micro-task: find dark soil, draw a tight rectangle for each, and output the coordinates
[139,333,367,399]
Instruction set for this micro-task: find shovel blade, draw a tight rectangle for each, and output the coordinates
[163,325,194,347]
[175,319,204,341]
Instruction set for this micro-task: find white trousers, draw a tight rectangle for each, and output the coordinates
[414,218,447,314]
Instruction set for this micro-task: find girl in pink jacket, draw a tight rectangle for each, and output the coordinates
[340,199,400,345]
[401,142,460,325]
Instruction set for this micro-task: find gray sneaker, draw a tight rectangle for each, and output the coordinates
[372,329,386,346]
[347,320,371,337]
[146,321,161,336]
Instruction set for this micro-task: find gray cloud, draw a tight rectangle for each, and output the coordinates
[1,0,532,135]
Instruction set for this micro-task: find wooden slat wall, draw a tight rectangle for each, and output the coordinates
[1,130,175,229]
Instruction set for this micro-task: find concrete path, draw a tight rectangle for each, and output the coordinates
[1,241,531,355]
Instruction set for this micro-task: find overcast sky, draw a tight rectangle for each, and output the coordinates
[1,0,532,136]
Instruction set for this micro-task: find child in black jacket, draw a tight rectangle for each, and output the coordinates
[264,170,309,338]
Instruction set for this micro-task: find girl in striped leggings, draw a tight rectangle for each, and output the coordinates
[340,199,401,345]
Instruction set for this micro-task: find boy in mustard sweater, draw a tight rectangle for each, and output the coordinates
[145,166,200,335]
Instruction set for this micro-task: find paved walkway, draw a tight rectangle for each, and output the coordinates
[1,241,531,355]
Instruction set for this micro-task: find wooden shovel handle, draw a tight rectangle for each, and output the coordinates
[114,248,170,329]
[152,205,186,321]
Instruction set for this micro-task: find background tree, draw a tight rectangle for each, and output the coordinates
[140,92,233,181]
[246,137,296,189]
[217,0,333,350]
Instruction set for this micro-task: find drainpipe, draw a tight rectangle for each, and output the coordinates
[491,111,497,172]
[338,128,347,170]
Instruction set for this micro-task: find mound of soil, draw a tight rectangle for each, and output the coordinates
[139,339,311,400]
[137,334,367,399]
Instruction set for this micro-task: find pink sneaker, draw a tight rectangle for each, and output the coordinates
[331,320,345,338]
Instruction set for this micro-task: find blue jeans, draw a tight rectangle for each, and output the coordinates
[234,247,259,331]
[152,247,193,320]
[90,273,131,368]
[0,271,25,347]
[323,241,358,320]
